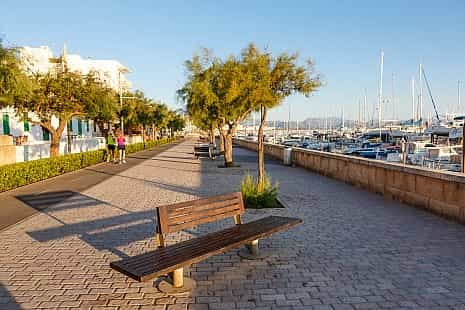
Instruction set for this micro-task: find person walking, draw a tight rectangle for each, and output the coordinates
[117,130,126,164]
[106,131,116,163]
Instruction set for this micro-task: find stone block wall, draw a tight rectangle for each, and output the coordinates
[234,138,465,223]
[0,135,16,165]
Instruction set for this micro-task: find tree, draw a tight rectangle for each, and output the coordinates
[12,70,108,156]
[0,41,33,106]
[178,52,219,145]
[166,111,186,137]
[84,73,119,136]
[150,102,169,139]
[180,52,254,167]
[240,44,321,189]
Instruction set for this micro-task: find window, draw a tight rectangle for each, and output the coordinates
[42,127,50,141]
[23,113,30,132]
[78,119,83,136]
[68,119,73,132]
[2,113,10,135]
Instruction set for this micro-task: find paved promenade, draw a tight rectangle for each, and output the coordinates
[1,139,465,309]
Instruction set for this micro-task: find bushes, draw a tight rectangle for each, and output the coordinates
[240,172,282,209]
[0,137,178,193]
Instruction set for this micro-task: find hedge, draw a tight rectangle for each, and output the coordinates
[0,137,178,193]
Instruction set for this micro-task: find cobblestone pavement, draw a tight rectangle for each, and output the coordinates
[1,139,465,310]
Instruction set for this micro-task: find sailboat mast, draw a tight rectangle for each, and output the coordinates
[459,80,462,113]
[419,63,423,126]
[378,50,384,138]
[364,88,368,129]
[392,73,395,121]
[411,77,415,124]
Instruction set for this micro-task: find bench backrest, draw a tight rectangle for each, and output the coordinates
[156,192,244,246]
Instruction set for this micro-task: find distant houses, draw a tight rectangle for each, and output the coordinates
[0,45,131,163]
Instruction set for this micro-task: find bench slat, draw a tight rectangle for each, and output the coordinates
[157,192,244,234]
[168,206,242,231]
[164,192,241,214]
[168,198,240,217]
[110,216,302,282]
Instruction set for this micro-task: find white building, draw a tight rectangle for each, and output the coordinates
[0,45,131,162]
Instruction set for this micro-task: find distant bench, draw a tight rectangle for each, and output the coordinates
[110,192,302,294]
[193,143,223,159]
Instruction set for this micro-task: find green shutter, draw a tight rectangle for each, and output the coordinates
[85,120,90,133]
[23,113,30,132]
[68,119,73,132]
[78,119,83,135]
[2,113,10,135]
[42,127,50,141]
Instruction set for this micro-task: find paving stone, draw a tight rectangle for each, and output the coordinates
[0,140,464,309]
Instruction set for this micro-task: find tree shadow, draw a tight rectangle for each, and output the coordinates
[127,155,200,165]
[26,208,157,259]
[84,168,202,196]
[0,283,21,310]
[15,191,117,213]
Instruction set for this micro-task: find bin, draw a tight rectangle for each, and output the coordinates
[283,147,292,166]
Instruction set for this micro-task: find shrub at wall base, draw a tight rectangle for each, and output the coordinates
[0,137,177,193]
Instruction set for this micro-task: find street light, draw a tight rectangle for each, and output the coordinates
[118,67,133,134]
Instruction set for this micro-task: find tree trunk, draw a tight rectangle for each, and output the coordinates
[218,130,225,153]
[48,118,67,157]
[223,133,234,167]
[209,126,215,145]
[50,132,61,157]
[96,120,109,137]
[141,125,146,142]
[257,105,268,191]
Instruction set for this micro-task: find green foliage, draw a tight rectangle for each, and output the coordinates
[0,40,33,105]
[0,137,178,193]
[84,73,119,128]
[0,150,105,193]
[240,172,281,209]
[166,110,186,135]
[120,90,177,135]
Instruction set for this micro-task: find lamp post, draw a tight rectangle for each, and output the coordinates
[118,68,132,134]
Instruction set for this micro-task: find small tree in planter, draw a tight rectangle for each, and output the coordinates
[240,172,282,209]
[240,44,322,191]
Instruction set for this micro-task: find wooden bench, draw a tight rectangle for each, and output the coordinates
[194,143,221,159]
[110,192,302,294]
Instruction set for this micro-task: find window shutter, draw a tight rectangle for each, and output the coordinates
[2,114,10,135]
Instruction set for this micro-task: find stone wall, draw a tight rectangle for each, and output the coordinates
[0,135,16,165]
[234,138,465,223]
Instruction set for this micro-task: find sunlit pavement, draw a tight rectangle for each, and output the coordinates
[1,139,465,309]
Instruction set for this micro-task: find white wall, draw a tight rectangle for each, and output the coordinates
[1,108,102,143]
[15,137,106,162]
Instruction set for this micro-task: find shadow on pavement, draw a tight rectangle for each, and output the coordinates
[16,191,110,213]
[84,168,201,196]
[128,156,200,165]
[0,140,181,231]
[0,283,21,310]
[27,209,157,259]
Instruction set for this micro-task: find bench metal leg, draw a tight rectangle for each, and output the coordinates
[238,239,269,260]
[172,268,184,288]
[156,267,196,295]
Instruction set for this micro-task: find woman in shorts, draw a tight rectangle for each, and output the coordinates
[117,130,126,164]
[106,131,116,163]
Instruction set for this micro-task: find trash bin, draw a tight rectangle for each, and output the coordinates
[283,147,292,166]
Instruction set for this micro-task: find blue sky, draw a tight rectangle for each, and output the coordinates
[1,0,465,121]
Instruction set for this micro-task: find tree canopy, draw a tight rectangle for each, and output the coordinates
[0,41,33,105]
[1,42,185,156]
[179,43,321,173]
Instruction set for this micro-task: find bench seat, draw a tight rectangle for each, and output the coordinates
[110,215,301,282]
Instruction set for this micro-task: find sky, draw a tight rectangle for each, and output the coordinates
[1,0,465,121]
